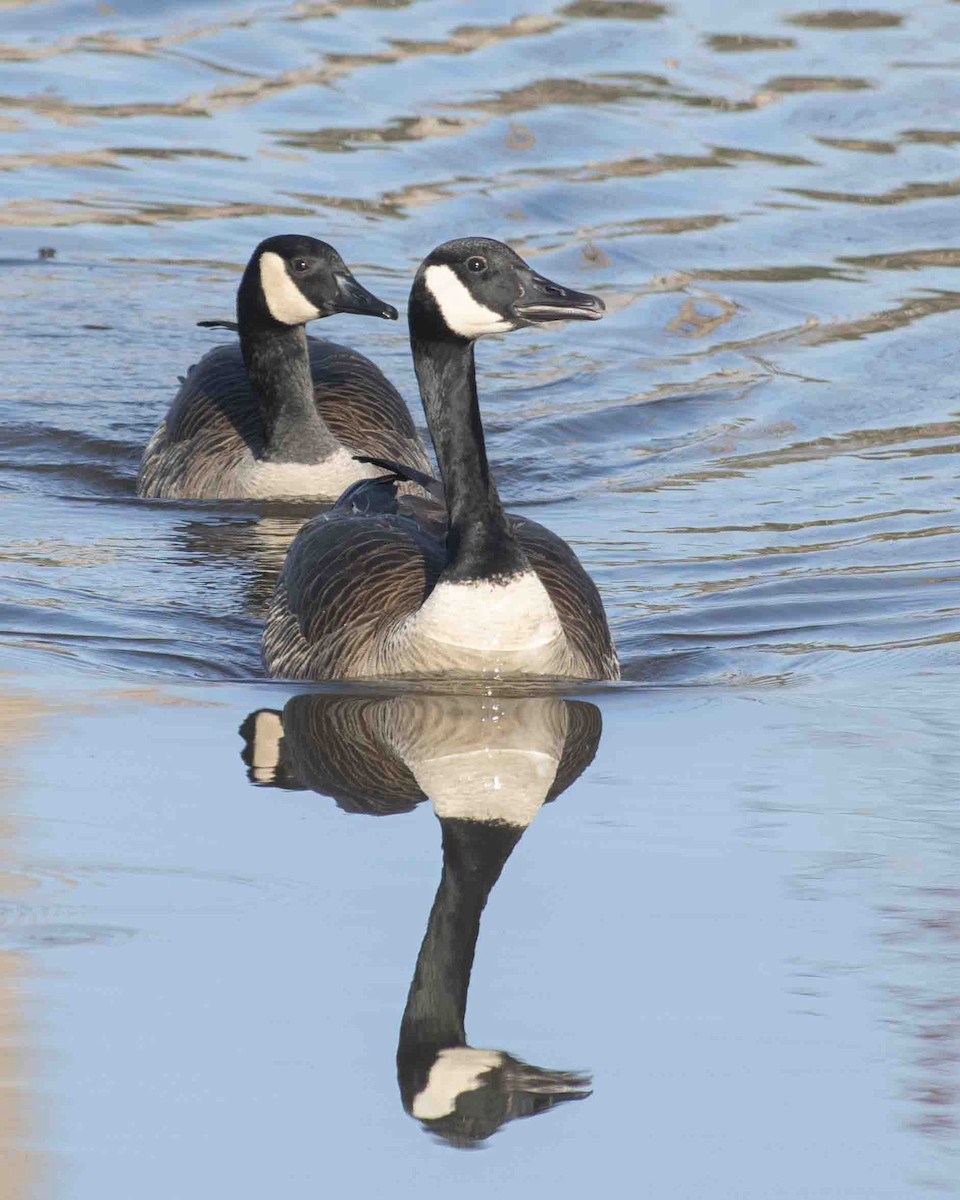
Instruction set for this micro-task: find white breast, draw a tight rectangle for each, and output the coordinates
[242,448,377,500]
[398,570,569,677]
[410,747,561,826]
[412,571,564,652]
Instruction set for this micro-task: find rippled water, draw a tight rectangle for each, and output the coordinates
[1,0,959,1195]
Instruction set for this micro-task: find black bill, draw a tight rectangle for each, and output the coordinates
[332,272,398,320]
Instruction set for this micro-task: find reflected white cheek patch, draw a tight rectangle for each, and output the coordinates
[424,264,513,338]
[412,1048,504,1119]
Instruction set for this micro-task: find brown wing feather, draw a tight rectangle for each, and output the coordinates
[162,344,261,448]
[307,339,432,472]
[511,515,620,681]
[263,510,446,680]
[546,700,603,802]
[138,345,260,497]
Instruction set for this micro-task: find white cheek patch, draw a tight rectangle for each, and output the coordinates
[249,709,283,783]
[412,1048,504,1120]
[424,264,513,338]
[259,251,321,325]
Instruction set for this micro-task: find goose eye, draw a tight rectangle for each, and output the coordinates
[466,256,487,273]
[292,258,309,273]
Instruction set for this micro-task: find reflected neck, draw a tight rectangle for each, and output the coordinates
[397,819,523,1100]
[239,314,339,465]
[411,333,526,581]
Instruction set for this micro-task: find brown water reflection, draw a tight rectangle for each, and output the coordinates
[786,9,904,30]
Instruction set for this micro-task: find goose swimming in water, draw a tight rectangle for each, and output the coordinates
[137,235,432,501]
[263,237,620,681]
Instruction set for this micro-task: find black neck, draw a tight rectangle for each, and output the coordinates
[238,314,339,465]
[411,333,527,581]
[397,819,524,1104]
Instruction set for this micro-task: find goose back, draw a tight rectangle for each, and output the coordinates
[138,337,431,500]
[263,509,447,679]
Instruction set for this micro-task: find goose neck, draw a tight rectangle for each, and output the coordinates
[239,319,339,464]
[411,334,526,581]
[398,819,523,1060]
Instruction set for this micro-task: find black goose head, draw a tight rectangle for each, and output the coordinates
[237,234,397,330]
[409,237,605,342]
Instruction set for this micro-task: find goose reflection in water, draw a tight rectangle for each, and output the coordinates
[240,691,601,1147]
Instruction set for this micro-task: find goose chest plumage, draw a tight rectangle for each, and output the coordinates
[137,234,432,501]
[262,237,619,682]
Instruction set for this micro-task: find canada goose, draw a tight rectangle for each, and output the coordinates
[263,237,619,681]
[239,691,599,1146]
[137,235,432,501]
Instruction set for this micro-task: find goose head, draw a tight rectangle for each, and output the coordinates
[237,234,398,329]
[405,1046,591,1149]
[409,237,605,342]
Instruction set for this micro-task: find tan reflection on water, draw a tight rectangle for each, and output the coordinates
[0,5,577,125]
[785,9,904,30]
[0,693,48,1200]
[658,288,960,367]
[0,147,243,174]
[0,196,318,229]
[0,946,36,1200]
[788,176,960,206]
[561,0,667,19]
[272,113,479,155]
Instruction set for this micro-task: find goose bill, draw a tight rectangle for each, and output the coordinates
[332,273,398,320]
[512,285,605,324]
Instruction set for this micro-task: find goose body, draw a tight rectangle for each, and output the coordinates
[264,499,616,679]
[137,235,431,501]
[263,237,619,681]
